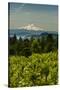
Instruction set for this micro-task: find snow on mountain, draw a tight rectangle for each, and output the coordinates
[18,24,44,31]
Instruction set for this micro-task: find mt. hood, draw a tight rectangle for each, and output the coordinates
[18,24,44,31]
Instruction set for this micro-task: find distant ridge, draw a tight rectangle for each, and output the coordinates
[9,29,58,39]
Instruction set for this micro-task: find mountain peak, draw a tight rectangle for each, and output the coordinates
[18,24,44,31]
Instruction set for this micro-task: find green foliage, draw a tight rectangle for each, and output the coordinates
[8,51,58,87]
[9,34,58,87]
[31,39,41,53]
[9,34,58,56]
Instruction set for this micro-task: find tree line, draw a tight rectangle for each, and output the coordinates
[9,34,58,57]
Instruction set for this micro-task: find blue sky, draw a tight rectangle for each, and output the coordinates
[8,3,58,31]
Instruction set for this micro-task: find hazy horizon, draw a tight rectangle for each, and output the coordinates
[8,3,58,32]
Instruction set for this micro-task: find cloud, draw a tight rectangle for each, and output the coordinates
[18,24,44,31]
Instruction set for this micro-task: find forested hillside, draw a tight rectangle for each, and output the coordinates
[9,34,58,56]
[8,34,58,87]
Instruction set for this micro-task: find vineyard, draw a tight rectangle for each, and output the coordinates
[8,51,58,87]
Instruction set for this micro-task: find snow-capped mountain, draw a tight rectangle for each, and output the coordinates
[9,24,58,39]
[18,24,43,31]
